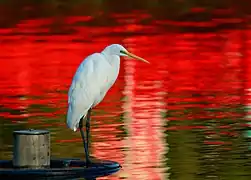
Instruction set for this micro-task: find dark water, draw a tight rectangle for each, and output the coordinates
[1,2,251,180]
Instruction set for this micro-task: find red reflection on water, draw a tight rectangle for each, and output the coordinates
[64,16,93,24]
[0,15,123,117]
[122,59,166,180]
[118,20,167,179]
[0,12,251,180]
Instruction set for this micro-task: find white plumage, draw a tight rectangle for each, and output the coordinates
[67,52,120,131]
[66,44,149,165]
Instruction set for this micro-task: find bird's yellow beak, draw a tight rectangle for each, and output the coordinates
[125,51,150,64]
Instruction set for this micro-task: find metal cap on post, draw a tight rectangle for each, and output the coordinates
[13,129,50,169]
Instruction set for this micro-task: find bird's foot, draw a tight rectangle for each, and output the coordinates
[86,159,98,168]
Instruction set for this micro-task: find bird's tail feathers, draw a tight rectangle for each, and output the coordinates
[66,106,87,132]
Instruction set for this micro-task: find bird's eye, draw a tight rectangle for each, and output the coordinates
[120,50,126,55]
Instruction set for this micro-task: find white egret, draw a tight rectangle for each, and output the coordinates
[66,44,149,166]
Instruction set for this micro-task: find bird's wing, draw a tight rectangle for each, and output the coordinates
[66,53,110,131]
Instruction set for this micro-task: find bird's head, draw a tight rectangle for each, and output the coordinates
[102,44,150,64]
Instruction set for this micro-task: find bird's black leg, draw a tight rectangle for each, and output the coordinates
[86,108,92,165]
[79,116,90,167]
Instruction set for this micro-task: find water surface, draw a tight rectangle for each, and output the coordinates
[1,5,251,180]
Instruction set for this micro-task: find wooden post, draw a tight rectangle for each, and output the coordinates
[13,129,50,169]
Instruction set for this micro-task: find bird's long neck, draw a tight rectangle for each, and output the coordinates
[101,52,121,86]
[101,50,120,67]
[108,55,120,65]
